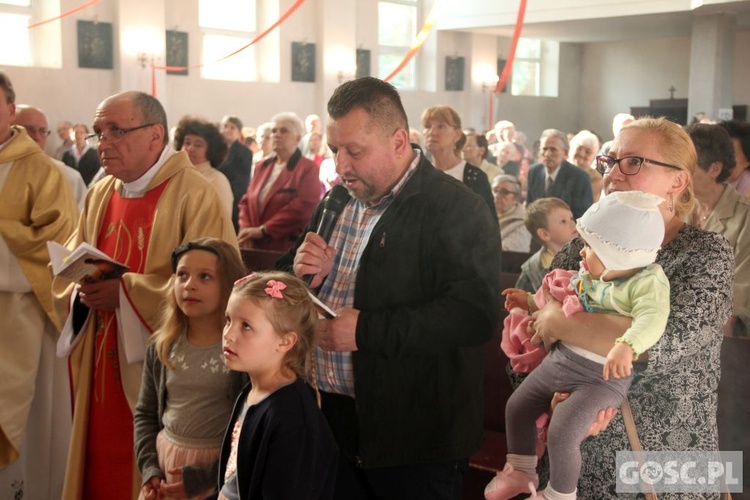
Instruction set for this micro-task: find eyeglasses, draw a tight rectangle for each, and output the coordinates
[492,189,517,196]
[22,126,51,137]
[86,123,156,146]
[595,155,682,176]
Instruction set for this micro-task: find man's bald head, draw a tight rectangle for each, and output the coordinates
[99,91,169,147]
[13,105,50,149]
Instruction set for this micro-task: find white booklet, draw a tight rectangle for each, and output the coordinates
[47,240,129,284]
[307,291,338,319]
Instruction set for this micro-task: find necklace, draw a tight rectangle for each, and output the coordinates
[698,188,722,223]
[698,204,714,222]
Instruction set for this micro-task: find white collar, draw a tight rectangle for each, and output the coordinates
[443,159,467,182]
[546,163,561,181]
[121,145,172,198]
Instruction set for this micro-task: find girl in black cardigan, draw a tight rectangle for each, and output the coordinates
[218,271,337,500]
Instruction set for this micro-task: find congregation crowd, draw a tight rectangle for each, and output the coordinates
[0,65,747,500]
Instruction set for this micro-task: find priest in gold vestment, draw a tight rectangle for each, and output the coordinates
[52,91,238,500]
[0,72,78,500]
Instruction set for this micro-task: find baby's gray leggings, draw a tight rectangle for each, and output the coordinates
[505,343,633,494]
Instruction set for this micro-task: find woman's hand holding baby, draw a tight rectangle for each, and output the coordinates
[551,393,617,437]
[528,299,563,351]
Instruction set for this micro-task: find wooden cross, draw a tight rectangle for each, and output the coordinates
[669,86,676,99]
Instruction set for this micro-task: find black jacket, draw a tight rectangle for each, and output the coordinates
[215,379,338,500]
[62,147,100,186]
[219,140,253,231]
[279,153,502,467]
[464,161,497,217]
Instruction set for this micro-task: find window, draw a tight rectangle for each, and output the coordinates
[199,0,257,82]
[378,0,417,89]
[511,38,559,98]
[0,0,32,67]
[0,0,61,68]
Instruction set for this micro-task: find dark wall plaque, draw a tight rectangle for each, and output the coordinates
[496,58,509,93]
[166,30,188,76]
[356,49,371,79]
[77,21,113,69]
[445,56,465,91]
[291,42,315,82]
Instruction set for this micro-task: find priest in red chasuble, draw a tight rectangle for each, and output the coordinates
[52,91,238,500]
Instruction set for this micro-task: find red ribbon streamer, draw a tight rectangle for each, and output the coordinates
[493,0,528,95]
[150,0,306,96]
[382,38,426,83]
[383,6,439,83]
[488,91,495,132]
[151,0,306,74]
[28,0,101,29]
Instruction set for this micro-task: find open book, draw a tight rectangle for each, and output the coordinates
[307,291,337,319]
[48,240,129,284]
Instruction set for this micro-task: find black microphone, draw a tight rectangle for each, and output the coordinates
[303,184,350,285]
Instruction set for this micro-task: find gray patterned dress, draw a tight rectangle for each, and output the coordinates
[549,224,734,499]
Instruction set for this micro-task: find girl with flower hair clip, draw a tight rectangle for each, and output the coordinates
[218,271,338,500]
[134,238,248,500]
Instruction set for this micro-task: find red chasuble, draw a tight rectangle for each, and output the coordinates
[82,180,168,499]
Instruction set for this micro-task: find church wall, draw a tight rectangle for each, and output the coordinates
[579,36,692,142]
[4,0,748,157]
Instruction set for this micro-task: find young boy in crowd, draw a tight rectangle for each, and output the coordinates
[516,198,578,293]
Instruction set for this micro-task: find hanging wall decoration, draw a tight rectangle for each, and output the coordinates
[356,49,371,79]
[166,30,189,76]
[496,59,509,93]
[29,0,101,29]
[291,42,316,82]
[382,0,442,83]
[445,56,464,91]
[151,0,308,96]
[77,20,113,69]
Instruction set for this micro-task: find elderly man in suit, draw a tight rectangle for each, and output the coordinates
[526,128,593,219]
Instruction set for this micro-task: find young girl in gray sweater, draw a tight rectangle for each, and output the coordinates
[134,239,246,499]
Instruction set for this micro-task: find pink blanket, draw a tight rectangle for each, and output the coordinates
[501,269,581,373]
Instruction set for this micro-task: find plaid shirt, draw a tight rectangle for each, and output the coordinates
[314,151,420,397]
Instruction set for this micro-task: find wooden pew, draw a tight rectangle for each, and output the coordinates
[240,248,285,273]
[501,251,532,275]
[463,272,519,498]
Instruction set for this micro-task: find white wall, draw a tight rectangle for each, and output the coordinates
[437,0,738,30]
[5,0,749,157]
[733,31,750,114]
[579,36,692,140]
[483,42,583,143]
[163,0,318,134]
[10,0,118,132]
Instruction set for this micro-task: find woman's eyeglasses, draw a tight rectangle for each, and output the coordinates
[492,189,517,196]
[595,155,682,176]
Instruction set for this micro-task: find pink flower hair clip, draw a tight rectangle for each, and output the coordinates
[234,273,256,287]
[264,280,287,299]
